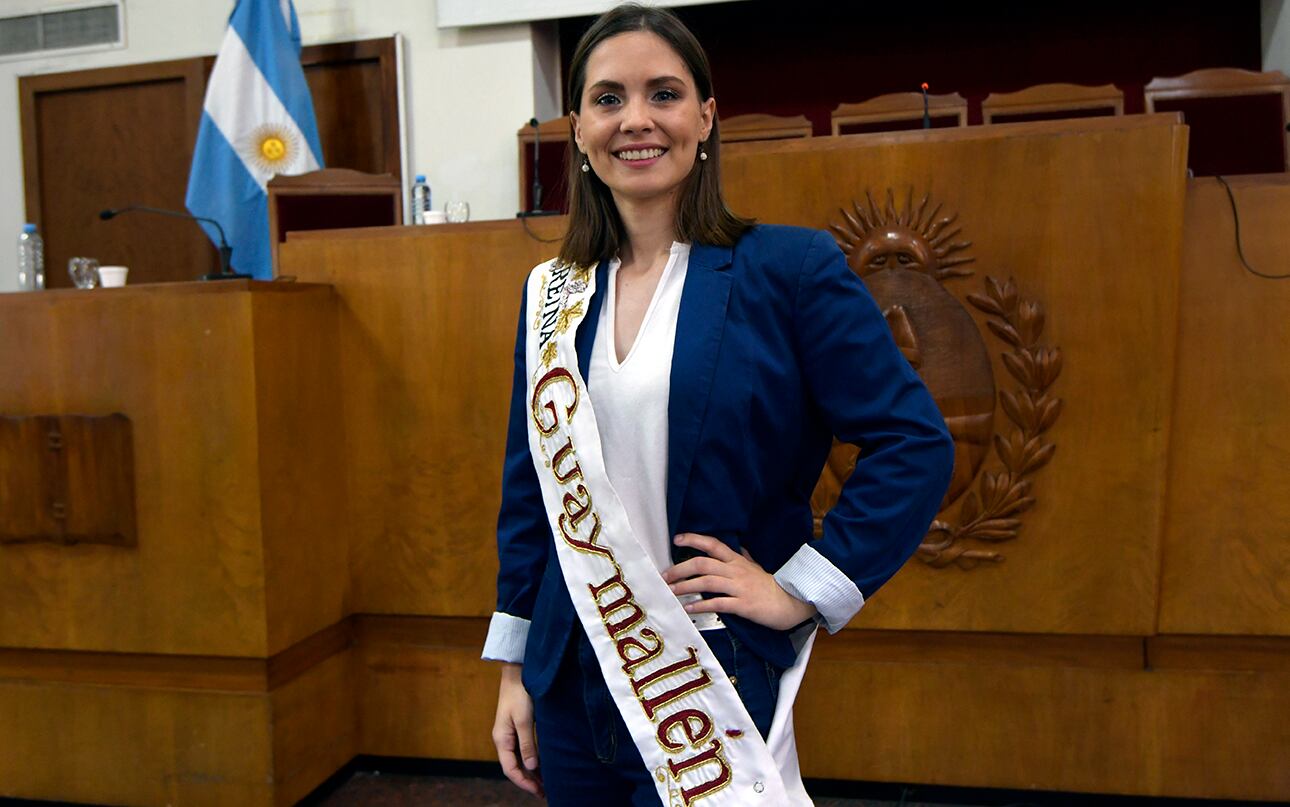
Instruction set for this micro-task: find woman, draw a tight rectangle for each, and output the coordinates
[483,4,953,805]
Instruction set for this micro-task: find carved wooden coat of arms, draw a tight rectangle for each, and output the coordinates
[812,189,1063,569]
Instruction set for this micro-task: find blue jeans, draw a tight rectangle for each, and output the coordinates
[532,628,782,806]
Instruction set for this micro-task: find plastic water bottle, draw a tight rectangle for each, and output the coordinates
[411,174,432,225]
[17,223,44,291]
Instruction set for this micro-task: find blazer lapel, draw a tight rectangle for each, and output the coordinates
[574,259,610,383]
[666,242,734,536]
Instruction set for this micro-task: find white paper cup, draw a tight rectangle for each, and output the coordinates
[98,266,129,287]
[420,210,447,225]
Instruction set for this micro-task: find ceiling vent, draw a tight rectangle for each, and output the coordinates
[0,3,122,58]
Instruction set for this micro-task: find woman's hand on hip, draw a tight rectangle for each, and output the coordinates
[663,533,817,631]
[492,662,543,798]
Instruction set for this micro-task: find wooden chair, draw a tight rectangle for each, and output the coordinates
[267,168,401,275]
[831,92,968,136]
[1144,68,1290,174]
[721,113,812,143]
[517,117,572,213]
[982,83,1123,124]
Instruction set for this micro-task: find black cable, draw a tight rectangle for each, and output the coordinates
[520,213,563,244]
[1214,174,1290,280]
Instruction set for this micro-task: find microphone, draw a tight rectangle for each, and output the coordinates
[99,205,247,281]
[920,82,931,129]
[530,117,543,212]
[517,117,559,218]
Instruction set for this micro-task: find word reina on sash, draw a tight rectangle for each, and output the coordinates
[531,367,736,806]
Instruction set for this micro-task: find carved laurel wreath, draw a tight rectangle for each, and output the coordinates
[917,276,1063,569]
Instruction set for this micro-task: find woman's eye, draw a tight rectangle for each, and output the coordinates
[594,93,621,106]
[653,88,680,102]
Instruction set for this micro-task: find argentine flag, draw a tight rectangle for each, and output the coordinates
[186,0,323,279]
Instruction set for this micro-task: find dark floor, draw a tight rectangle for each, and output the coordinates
[0,761,1272,806]
[307,770,968,806]
[297,760,1275,807]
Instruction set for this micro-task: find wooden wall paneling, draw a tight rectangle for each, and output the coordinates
[269,648,358,807]
[720,116,1189,635]
[302,37,402,178]
[0,645,266,692]
[1159,174,1290,636]
[1147,635,1290,672]
[347,616,1290,801]
[249,286,351,655]
[0,624,354,807]
[794,637,1290,800]
[280,218,566,616]
[19,59,218,287]
[355,616,499,759]
[0,676,275,806]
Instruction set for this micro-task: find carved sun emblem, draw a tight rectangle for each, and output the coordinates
[813,189,1063,569]
[834,188,976,283]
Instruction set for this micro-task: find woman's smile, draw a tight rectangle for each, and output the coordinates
[613,144,669,165]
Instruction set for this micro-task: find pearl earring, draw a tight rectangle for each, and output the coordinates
[581,159,590,173]
[699,148,708,162]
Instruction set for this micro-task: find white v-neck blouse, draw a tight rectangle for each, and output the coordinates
[588,242,689,575]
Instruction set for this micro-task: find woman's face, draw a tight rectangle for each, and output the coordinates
[571,30,715,208]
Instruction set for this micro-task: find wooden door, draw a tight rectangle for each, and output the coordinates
[20,59,215,287]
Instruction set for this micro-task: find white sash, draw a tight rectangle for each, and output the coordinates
[523,258,816,806]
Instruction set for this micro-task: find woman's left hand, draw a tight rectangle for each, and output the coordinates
[663,533,817,631]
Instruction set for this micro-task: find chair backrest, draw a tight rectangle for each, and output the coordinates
[1144,68,1290,175]
[983,82,1124,125]
[831,91,968,136]
[721,113,813,143]
[517,117,572,214]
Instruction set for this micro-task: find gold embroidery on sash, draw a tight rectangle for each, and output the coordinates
[528,265,746,805]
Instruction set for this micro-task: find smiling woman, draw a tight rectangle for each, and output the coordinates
[572,31,712,206]
[558,5,752,268]
[481,4,955,806]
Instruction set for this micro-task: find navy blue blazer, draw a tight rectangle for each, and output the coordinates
[494,224,953,697]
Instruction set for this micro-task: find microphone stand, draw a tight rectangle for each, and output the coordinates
[517,117,560,219]
[100,205,249,280]
[532,116,544,212]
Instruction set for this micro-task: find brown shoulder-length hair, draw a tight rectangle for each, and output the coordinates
[557,3,753,266]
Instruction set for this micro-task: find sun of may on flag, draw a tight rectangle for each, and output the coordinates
[186,0,323,279]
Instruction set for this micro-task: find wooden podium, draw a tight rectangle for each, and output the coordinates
[2,116,1287,805]
[0,281,352,806]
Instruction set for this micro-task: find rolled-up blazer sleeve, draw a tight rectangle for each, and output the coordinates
[788,231,954,611]
[482,282,550,663]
